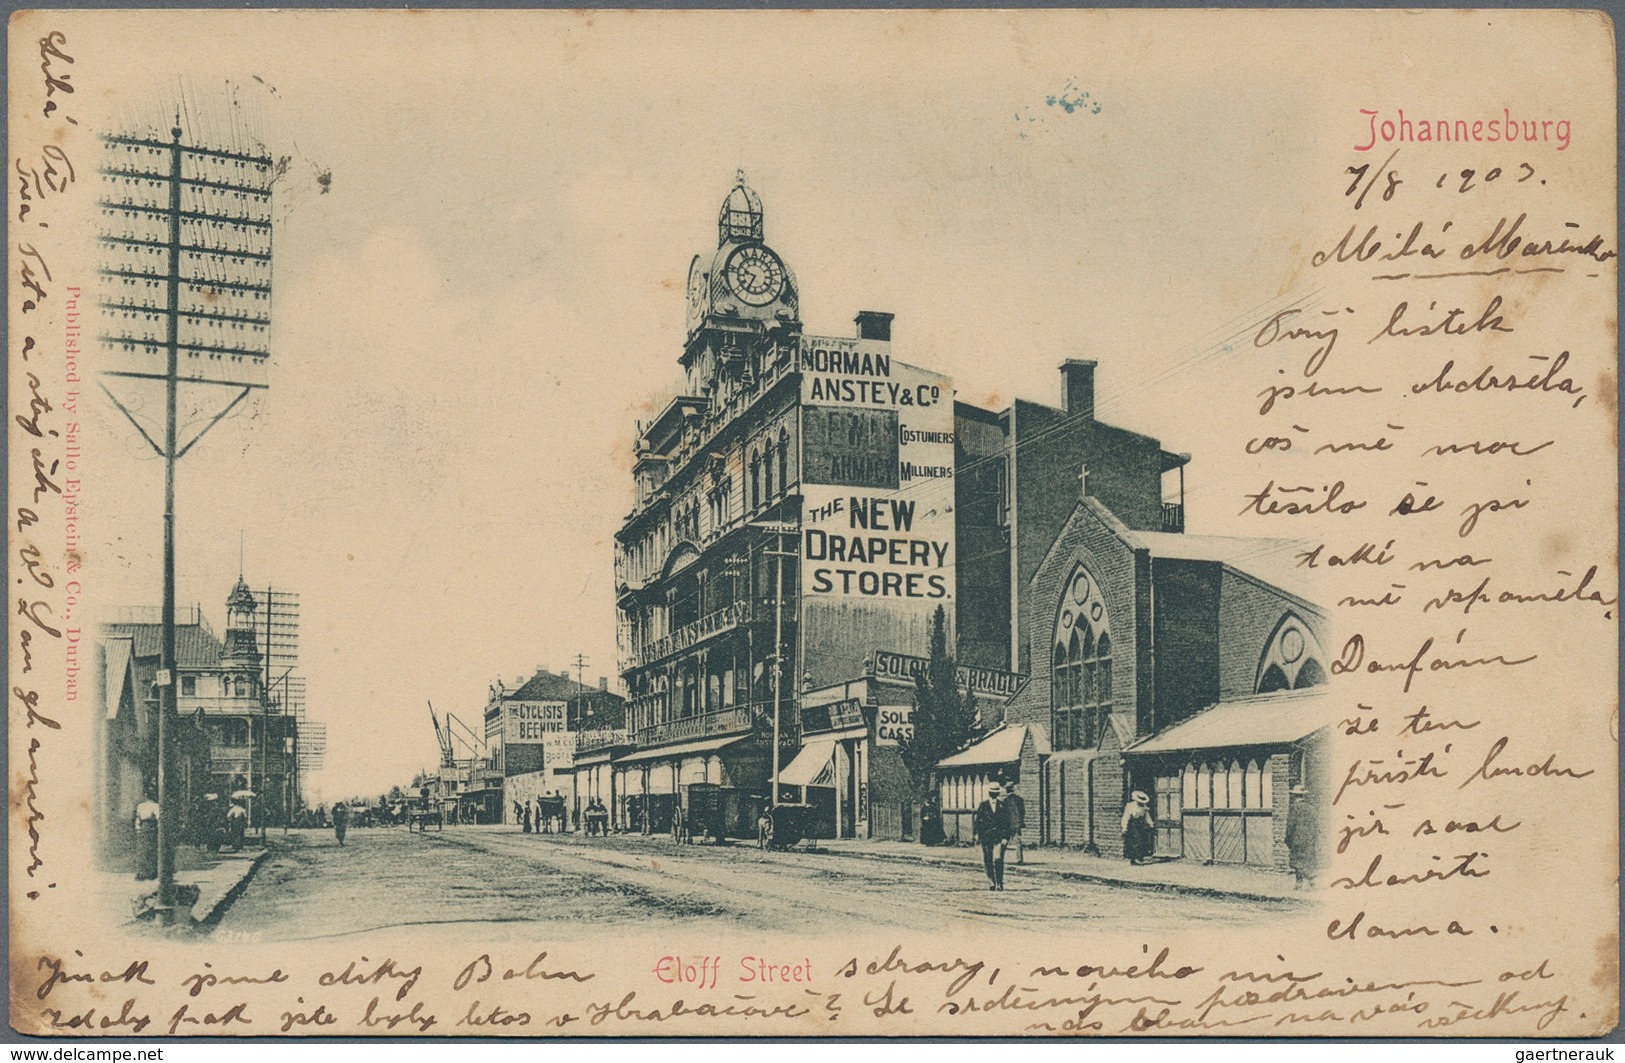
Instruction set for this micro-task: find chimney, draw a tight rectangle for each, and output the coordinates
[1060,359,1097,419]
[854,311,894,342]
[598,676,609,691]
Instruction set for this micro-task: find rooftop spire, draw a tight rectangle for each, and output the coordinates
[718,172,764,246]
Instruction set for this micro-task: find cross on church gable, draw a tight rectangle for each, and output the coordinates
[1077,463,1090,500]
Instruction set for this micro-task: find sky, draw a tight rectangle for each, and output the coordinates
[64,9,1609,801]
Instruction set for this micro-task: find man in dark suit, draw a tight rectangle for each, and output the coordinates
[972,783,1014,891]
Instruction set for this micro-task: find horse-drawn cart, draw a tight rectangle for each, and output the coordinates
[757,802,813,850]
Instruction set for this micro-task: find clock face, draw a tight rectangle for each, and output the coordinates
[686,255,708,331]
[724,244,786,307]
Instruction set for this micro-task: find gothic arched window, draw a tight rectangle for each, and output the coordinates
[1050,562,1114,751]
[1255,613,1329,694]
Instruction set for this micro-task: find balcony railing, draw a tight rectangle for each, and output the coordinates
[625,598,780,671]
[178,695,271,715]
[1161,502,1185,533]
[630,705,753,748]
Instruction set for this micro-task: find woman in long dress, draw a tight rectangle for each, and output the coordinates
[1121,790,1155,865]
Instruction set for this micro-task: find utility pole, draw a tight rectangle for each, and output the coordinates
[98,122,274,924]
[572,652,590,727]
[261,584,272,842]
[754,522,797,808]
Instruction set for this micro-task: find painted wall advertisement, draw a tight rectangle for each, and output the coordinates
[505,700,567,743]
[799,336,955,686]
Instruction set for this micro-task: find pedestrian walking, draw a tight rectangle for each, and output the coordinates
[522,803,533,834]
[1004,781,1027,865]
[972,783,1013,891]
[919,794,945,846]
[1285,786,1321,889]
[332,801,350,847]
[1121,790,1155,865]
[133,789,160,881]
[225,800,249,852]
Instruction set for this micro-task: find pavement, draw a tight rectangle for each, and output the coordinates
[96,844,270,930]
[809,836,1298,902]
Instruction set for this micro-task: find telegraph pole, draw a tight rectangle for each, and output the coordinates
[98,120,275,924]
[155,126,182,922]
[572,652,589,726]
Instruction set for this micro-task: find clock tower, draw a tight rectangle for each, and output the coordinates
[681,171,800,396]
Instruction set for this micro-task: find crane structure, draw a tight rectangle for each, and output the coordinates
[428,702,456,770]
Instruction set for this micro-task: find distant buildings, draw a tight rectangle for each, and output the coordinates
[457,667,625,826]
[96,578,311,863]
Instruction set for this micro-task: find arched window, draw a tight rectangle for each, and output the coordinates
[1256,613,1329,693]
[749,451,760,510]
[1097,633,1113,701]
[1294,658,1327,688]
[1195,763,1211,809]
[777,430,790,494]
[762,445,774,500]
[1049,562,1114,752]
[1258,664,1290,693]
[1080,627,1095,707]
[1225,759,1242,808]
[1051,642,1067,737]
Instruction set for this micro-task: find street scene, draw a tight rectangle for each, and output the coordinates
[91,114,1332,934]
[20,9,1614,1041]
[214,825,1295,943]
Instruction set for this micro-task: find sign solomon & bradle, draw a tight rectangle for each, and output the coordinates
[872,650,1029,699]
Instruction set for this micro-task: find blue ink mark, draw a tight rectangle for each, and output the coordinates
[1015,79,1102,139]
[1045,79,1102,115]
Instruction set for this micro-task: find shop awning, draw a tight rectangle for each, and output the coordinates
[1124,689,1330,755]
[103,637,133,720]
[937,725,1039,769]
[615,733,753,766]
[776,739,836,788]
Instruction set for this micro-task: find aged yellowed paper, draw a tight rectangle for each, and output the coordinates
[8,8,1617,1038]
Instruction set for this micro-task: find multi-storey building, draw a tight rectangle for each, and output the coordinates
[609,176,955,837]
[100,578,302,843]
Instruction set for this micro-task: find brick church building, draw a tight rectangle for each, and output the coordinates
[944,360,1332,871]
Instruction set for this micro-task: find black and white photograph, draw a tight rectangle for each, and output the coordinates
[8,8,1617,1039]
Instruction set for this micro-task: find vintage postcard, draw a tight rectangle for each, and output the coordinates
[7,8,1618,1038]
